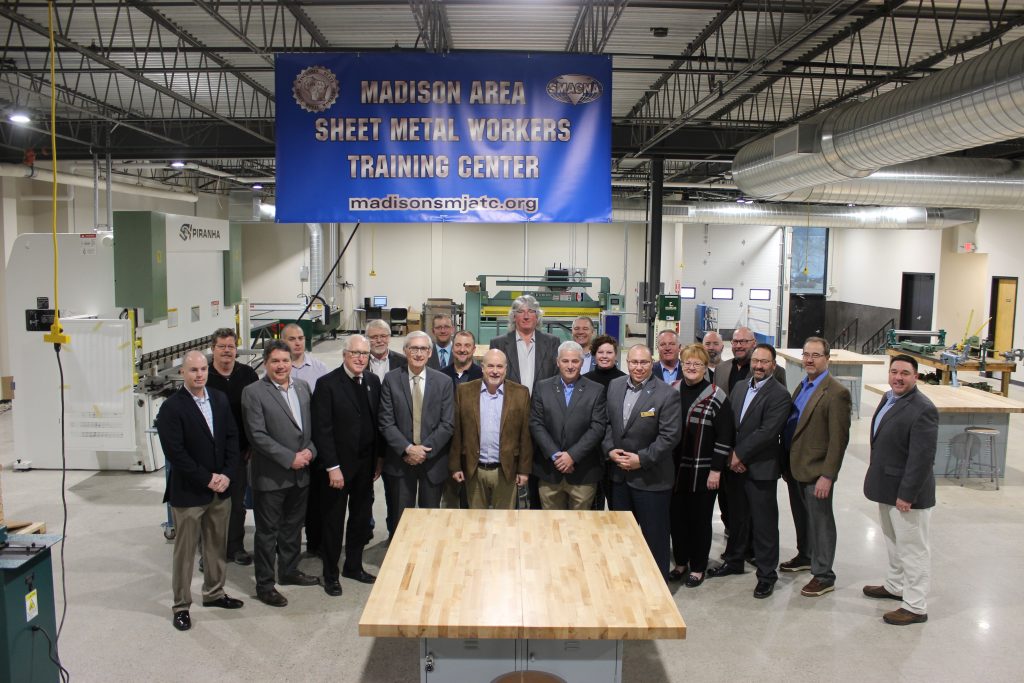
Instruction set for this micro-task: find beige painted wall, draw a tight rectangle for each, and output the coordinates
[936,227,989,346]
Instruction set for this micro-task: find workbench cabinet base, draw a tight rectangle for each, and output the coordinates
[421,638,622,682]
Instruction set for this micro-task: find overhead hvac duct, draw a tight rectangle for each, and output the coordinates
[772,157,1024,209]
[661,202,978,229]
[732,37,1024,198]
[306,223,323,295]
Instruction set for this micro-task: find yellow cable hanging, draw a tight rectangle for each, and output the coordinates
[43,0,70,346]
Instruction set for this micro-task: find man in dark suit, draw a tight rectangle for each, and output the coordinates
[863,354,938,626]
[781,337,852,598]
[603,344,682,580]
[530,341,607,510]
[713,327,787,393]
[156,351,243,632]
[312,334,383,596]
[241,341,319,607]
[652,329,681,386]
[708,343,791,599]
[379,331,455,527]
[488,294,559,395]
[205,327,258,567]
[427,314,456,370]
[450,349,532,509]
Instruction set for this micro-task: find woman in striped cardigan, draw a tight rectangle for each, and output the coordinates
[669,344,735,587]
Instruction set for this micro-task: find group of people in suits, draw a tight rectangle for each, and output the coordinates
[157,302,938,631]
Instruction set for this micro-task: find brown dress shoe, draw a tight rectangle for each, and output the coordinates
[862,585,902,600]
[884,608,928,625]
[801,577,835,597]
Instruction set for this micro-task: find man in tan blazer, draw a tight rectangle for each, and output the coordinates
[449,349,533,509]
[782,337,852,597]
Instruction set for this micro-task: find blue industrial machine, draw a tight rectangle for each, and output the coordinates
[464,271,625,346]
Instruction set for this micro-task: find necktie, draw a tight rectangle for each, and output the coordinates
[439,348,448,367]
[355,375,362,386]
[412,375,423,445]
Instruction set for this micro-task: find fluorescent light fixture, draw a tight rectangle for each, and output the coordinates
[8,113,30,124]
[252,183,263,190]
[170,161,186,168]
[679,287,696,300]
[711,288,733,300]
[749,288,771,301]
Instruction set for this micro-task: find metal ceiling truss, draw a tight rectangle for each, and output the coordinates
[410,0,453,54]
[566,0,630,53]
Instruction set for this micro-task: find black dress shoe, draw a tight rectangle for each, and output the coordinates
[667,568,687,582]
[341,568,377,584]
[707,563,744,578]
[323,580,343,597]
[202,595,244,609]
[684,573,705,588]
[753,580,776,599]
[232,550,254,566]
[280,571,319,587]
[172,611,191,631]
[257,589,288,607]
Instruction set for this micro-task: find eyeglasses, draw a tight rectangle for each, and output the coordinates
[802,352,827,360]
[732,338,755,345]
[213,344,236,351]
[406,346,431,353]
[682,361,706,369]
[368,334,389,341]
[345,350,370,358]
[627,359,652,366]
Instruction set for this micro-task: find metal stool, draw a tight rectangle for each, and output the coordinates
[962,426,1001,490]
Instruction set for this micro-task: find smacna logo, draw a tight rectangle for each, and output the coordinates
[546,74,603,105]
[293,65,340,113]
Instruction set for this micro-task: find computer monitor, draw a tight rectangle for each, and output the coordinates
[372,295,388,308]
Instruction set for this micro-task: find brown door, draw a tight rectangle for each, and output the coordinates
[990,277,1018,352]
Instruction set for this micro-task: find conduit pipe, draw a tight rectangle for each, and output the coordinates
[0,162,198,202]
[663,202,978,229]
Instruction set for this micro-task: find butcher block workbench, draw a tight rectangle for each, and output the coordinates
[359,508,686,682]
[865,383,1024,479]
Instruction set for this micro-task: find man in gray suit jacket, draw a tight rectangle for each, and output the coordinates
[489,294,559,395]
[530,341,608,510]
[379,331,455,529]
[602,344,682,579]
[708,344,791,600]
[241,341,319,607]
[862,354,938,626]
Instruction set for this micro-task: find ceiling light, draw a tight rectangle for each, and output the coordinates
[252,183,263,190]
[650,27,668,37]
[170,161,186,168]
[8,113,30,124]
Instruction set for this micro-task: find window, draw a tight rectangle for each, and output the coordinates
[749,289,771,301]
[711,288,733,300]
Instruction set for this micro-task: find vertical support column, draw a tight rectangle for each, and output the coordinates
[646,158,664,349]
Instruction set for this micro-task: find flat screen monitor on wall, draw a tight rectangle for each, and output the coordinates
[372,296,388,308]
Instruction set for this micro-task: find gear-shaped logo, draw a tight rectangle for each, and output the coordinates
[293,66,339,113]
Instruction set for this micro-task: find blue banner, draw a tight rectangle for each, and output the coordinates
[275,52,611,223]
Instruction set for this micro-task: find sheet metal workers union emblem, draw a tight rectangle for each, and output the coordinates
[293,66,340,113]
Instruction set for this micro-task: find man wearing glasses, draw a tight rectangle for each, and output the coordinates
[379,331,455,527]
[602,344,682,580]
[781,337,852,598]
[713,326,786,393]
[366,319,408,381]
[427,315,456,370]
[311,335,383,596]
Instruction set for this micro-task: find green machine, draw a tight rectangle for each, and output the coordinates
[465,272,624,346]
[0,533,61,682]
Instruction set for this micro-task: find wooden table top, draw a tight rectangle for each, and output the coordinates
[885,347,1017,372]
[358,509,687,641]
[776,349,885,365]
[865,383,1024,413]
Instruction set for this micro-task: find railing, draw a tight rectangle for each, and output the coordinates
[862,318,895,355]
[832,318,859,351]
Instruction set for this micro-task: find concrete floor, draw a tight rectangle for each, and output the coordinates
[1,342,1022,682]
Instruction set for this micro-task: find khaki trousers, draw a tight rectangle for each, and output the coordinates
[171,495,230,613]
[467,466,517,509]
[878,503,931,614]
[538,480,597,511]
